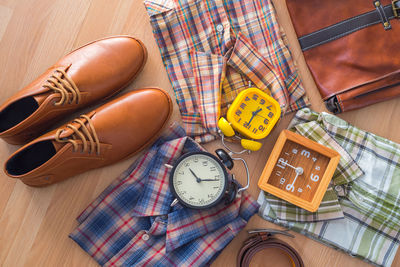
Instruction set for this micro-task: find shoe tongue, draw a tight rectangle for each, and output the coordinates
[51,140,66,152]
[33,92,52,105]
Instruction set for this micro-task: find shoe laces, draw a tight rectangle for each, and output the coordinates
[55,115,100,155]
[43,68,81,106]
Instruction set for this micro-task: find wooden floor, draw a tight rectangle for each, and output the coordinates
[0,0,399,266]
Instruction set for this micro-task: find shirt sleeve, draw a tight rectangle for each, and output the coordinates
[226,32,309,113]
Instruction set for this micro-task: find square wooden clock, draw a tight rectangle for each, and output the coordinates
[258,130,340,212]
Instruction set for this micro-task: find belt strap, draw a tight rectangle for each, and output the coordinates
[237,229,304,267]
[299,1,400,51]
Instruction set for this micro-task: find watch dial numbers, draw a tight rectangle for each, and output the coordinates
[173,155,226,207]
[310,173,319,182]
[243,122,251,129]
[279,178,285,184]
[301,150,310,158]
[286,183,294,192]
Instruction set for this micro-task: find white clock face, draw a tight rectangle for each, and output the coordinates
[171,153,227,208]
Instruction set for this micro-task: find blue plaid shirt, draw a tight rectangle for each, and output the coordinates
[69,125,259,266]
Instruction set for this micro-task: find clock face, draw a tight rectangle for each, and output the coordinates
[170,152,228,209]
[258,130,341,212]
[227,88,281,140]
[266,140,330,202]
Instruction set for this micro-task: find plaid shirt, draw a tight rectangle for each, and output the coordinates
[144,0,309,142]
[258,108,400,267]
[70,125,259,267]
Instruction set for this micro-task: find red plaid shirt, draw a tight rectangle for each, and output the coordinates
[144,0,309,142]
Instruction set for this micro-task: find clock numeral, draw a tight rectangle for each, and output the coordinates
[240,103,246,109]
[193,158,198,163]
[276,171,282,177]
[259,125,265,132]
[238,118,241,123]
[298,188,303,193]
[306,184,312,190]
[266,105,273,111]
[260,99,265,105]
[235,110,242,116]
[184,162,190,167]
[279,178,286,184]
[315,166,320,171]
[252,128,258,133]
[199,199,205,204]
[292,149,298,154]
[252,94,258,100]
[286,184,295,192]
[245,96,251,101]
[264,118,269,125]
[312,157,317,162]
[213,186,219,189]
[208,194,214,199]
[178,171,184,175]
[301,150,310,158]
[243,122,251,129]
[310,173,319,182]
[189,197,195,200]
[181,190,187,194]
[210,166,216,172]
[202,161,208,166]
[268,111,274,118]
[277,158,287,169]
[214,175,220,179]
[176,181,183,185]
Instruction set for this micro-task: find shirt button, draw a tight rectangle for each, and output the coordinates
[334,185,343,193]
[142,234,150,241]
[216,24,224,33]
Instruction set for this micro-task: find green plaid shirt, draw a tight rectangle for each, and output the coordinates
[258,108,400,267]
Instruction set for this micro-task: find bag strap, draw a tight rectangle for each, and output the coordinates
[299,0,400,51]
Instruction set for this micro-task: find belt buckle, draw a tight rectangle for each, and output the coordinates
[393,0,400,18]
[248,229,295,238]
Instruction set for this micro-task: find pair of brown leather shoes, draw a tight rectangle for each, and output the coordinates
[1,36,172,187]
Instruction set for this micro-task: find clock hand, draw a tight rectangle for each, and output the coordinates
[286,172,299,192]
[200,179,219,181]
[281,161,304,175]
[189,168,201,183]
[248,107,263,125]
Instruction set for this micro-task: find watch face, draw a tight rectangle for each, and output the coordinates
[226,88,280,140]
[170,152,228,209]
[266,140,330,202]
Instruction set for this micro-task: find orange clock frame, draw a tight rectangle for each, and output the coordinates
[258,130,340,212]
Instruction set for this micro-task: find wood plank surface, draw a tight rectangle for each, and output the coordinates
[0,0,399,266]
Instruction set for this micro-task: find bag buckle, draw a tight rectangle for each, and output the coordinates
[393,0,400,18]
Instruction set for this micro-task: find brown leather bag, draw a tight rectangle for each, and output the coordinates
[286,0,400,113]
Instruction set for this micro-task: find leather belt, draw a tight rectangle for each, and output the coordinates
[237,229,304,267]
[299,0,400,51]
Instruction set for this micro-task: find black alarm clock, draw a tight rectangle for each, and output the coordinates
[168,149,240,209]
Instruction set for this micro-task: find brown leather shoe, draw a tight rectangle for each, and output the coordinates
[4,88,172,187]
[0,36,147,145]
